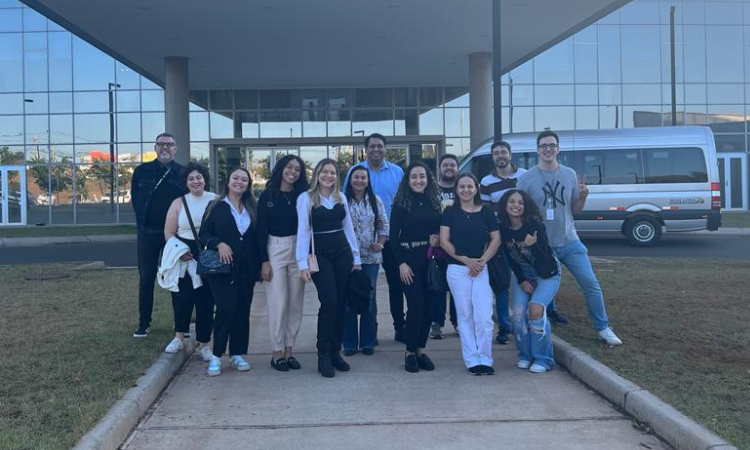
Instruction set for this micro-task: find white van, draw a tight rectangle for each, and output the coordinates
[459,126,722,246]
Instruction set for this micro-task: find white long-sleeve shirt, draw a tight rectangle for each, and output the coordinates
[296,192,362,270]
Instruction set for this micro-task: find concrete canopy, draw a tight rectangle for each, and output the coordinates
[23,0,631,90]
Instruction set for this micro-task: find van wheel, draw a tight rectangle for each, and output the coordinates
[624,217,662,247]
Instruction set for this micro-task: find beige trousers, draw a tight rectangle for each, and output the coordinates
[266,235,305,351]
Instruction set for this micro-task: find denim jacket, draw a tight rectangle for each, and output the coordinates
[131,160,184,230]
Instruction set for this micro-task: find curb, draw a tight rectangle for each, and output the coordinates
[0,234,136,247]
[553,336,737,450]
[72,338,194,450]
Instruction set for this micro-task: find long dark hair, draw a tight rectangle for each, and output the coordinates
[497,189,543,229]
[345,165,382,232]
[454,173,482,206]
[205,166,258,225]
[265,154,308,196]
[394,161,441,212]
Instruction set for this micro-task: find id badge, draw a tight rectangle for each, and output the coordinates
[546,208,555,221]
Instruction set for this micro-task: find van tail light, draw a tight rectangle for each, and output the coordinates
[711,182,721,210]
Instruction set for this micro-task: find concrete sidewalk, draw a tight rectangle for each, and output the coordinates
[121,279,669,450]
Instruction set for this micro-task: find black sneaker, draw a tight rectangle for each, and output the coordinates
[468,365,483,376]
[417,354,435,371]
[405,354,419,373]
[495,329,510,345]
[133,326,150,338]
[547,310,570,326]
[481,365,495,375]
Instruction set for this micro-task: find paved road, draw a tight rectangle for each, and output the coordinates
[2,233,749,266]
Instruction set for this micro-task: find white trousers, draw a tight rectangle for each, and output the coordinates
[266,235,306,351]
[447,264,494,368]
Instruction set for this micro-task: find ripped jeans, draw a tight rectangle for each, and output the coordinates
[511,269,561,370]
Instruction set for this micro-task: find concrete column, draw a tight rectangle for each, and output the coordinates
[469,52,493,150]
[164,56,190,164]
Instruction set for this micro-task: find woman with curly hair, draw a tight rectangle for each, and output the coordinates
[389,161,442,373]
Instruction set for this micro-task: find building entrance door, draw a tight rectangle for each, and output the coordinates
[717,153,748,211]
[0,166,27,226]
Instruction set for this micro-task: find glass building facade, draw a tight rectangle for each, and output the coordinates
[1,0,748,225]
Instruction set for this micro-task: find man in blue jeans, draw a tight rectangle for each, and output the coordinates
[517,130,622,346]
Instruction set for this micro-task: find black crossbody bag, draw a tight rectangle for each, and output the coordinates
[182,196,232,276]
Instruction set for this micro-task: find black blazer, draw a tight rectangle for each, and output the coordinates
[199,200,260,280]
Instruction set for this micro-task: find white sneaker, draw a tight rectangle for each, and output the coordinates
[207,356,221,377]
[165,338,183,354]
[230,355,251,372]
[598,327,623,346]
[517,360,531,370]
[529,363,549,373]
[200,345,213,362]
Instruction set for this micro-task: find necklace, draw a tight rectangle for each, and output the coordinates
[281,191,292,205]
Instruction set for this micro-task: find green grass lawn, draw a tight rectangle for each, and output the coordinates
[553,257,750,449]
[720,211,750,228]
[0,264,172,450]
[0,225,136,238]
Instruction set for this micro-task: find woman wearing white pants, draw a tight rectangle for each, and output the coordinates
[257,155,309,372]
[440,173,501,375]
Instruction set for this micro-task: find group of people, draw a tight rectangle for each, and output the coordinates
[131,130,622,379]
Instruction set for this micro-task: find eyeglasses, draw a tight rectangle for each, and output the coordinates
[155,142,176,148]
[538,143,559,150]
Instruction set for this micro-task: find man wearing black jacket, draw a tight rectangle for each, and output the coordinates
[131,133,185,337]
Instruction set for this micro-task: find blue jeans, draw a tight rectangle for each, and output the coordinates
[512,270,560,370]
[343,264,379,350]
[553,240,609,331]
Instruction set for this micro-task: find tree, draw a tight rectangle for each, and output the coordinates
[0,146,24,164]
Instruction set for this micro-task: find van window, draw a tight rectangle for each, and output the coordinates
[643,147,707,183]
[463,154,494,179]
[581,149,643,185]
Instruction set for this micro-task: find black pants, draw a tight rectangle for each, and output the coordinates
[137,230,165,329]
[311,231,353,355]
[171,276,214,343]
[382,241,405,332]
[208,262,255,357]
[401,245,432,353]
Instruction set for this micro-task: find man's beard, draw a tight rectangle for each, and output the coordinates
[441,173,456,183]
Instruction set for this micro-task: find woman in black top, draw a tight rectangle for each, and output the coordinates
[497,189,560,374]
[440,173,501,375]
[199,167,261,377]
[390,161,442,373]
[256,155,309,372]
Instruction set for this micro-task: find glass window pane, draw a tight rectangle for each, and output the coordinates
[598,25,621,83]
[684,25,706,83]
[48,32,72,91]
[50,144,73,161]
[575,40,598,83]
[0,33,22,92]
[25,115,48,144]
[1,115,23,145]
[26,165,48,224]
[115,143,142,163]
[238,112,258,138]
[420,87,442,108]
[626,105,663,127]
[303,109,326,137]
[510,59,533,83]
[511,85,534,106]
[299,89,325,109]
[706,26,744,82]
[234,89,257,109]
[75,114,111,143]
[50,163,75,224]
[685,84,706,104]
[395,109,419,135]
[189,90,208,111]
[190,111,209,141]
[510,107,534,132]
[115,62,140,89]
[621,25,661,83]
[327,89,350,108]
[260,110,301,138]
[575,85,598,105]
[576,106,599,130]
[623,84,661,105]
[535,107,574,131]
[116,90,140,112]
[22,7,47,31]
[77,163,115,223]
[209,90,234,110]
[444,87,469,107]
[535,85,574,105]
[419,108,443,135]
[209,112,233,138]
[141,77,160,90]
[352,110,393,136]
[706,2,743,25]
[444,108,470,136]
[0,92,22,113]
[352,88,393,108]
[0,7,21,32]
[445,138,471,158]
[707,84,744,104]
[620,1,660,24]
[116,113,140,142]
[259,90,292,109]
[141,112,165,142]
[643,147,707,183]
[0,146,24,164]
[50,114,73,144]
[394,88,418,107]
[118,163,137,222]
[26,143,48,162]
[683,2,706,25]
[662,83,685,105]
[73,37,115,90]
[327,109,351,136]
[714,134,745,152]
[189,142,209,166]
[46,92,70,114]
[534,37,574,84]
[599,106,621,129]
[24,32,47,92]
[141,90,164,111]
[708,105,746,133]
[74,91,110,113]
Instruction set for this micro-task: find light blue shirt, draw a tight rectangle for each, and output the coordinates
[223,197,251,235]
[344,160,403,220]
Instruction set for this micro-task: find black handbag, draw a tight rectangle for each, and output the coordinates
[427,246,448,292]
[183,196,232,276]
[487,252,510,292]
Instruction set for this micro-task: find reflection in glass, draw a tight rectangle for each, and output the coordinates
[190,91,208,111]
[684,25,707,83]
[706,26,743,82]
[535,107,574,132]
[24,32,48,92]
[353,88,393,108]
[575,85,598,105]
[352,110,393,136]
[260,110,301,138]
[0,8,22,32]
[75,114,110,143]
[141,112,165,142]
[444,87,468,107]
[575,39,598,83]
[190,111,209,141]
[619,1,659,25]
[395,109,419,135]
[74,91,109,113]
[73,36,115,90]
[599,106,621,129]
[27,166,49,224]
[0,146,24,164]
[50,144,73,161]
[511,107,534,132]
[510,59,533,84]
[118,163,137,223]
[621,25,661,82]
[48,32,72,91]
[25,115,48,144]
[234,90,258,109]
[708,105,746,133]
[419,109,443,135]
[300,89,326,109]
[395,88,418,107]
[445,138,471,157]
[0,93,23,114]
[327,89,350,108]
[420,87,442,108]
[24,92,47,114]
[512,85,534,106]
[141,90,164,111]
[210,90,234,109]
[0,33,23,92]
[116,143,142,163]
[50,163,74,223]
[625,105,662,128]
[1,115,24,146]
[707,84,744,104]
[189,142,210,166]
[705,2,743,25]
[238,112,259,138]
[534,37,574,84]
[50,92,73,113]
[77,163,115,223]
[115,62,140,90]
[23,7,47,31]
[116,113,141,142]
[714,134,745,153]
[622,84,661,105]
[327,110,351,136]
[598,25,621,83]
[576,106,599,130]
[50,114,73,144]
[116,90,140,112]
[445,108,470,136]
[302,110,326,137]
[535,85,574,105]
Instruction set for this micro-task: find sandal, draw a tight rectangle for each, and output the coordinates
[271,357,289,372]
[285,356,301,370]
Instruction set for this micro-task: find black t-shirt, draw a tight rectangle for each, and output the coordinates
[438,185,455,210]
[441,204,499,266]
[499,220,558,281]
[256,189,300,263]
[389,193,442,265]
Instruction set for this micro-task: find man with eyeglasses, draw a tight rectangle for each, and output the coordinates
[517,130,622,346]
[131,133,185,338]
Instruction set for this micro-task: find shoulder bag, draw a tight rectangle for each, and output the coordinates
[183,196,232,276]
[306,197,319,274]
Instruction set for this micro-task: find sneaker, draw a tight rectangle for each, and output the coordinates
[362,348,374,356]
[597,327,623,346]
[495,329,510,345]
[199,345,213,362]
[468,365,483,375]
[230,355,251,372]
[547,309,570,326]
[481,365,496,375]
[517,360,531,370]
[164,338,183,354]
[133,326,150,338]
[429,322,443,340]
[343,349,356,356]
[207,356,221,377]
[529,363,549,373]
